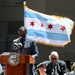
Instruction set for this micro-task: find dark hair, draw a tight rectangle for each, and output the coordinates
[18,26,27,33]
[18,26,27,34]
[18,26,27,38]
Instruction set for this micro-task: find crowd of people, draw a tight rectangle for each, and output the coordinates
[33,51,75,75]
[0,26,75,75]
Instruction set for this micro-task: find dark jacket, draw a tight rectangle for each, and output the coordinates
[45,60,67,75]
[11,37,39,58]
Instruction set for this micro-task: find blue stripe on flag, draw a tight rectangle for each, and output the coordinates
[27,30,69,41]
[24,11,55,21]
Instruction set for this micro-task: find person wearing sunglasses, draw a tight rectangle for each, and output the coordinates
[46,51,67,75]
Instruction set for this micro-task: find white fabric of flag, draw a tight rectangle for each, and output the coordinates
[24,6,74,47]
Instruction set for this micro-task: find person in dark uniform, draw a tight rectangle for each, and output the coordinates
[46,51,67,75]
[11,26,39,75]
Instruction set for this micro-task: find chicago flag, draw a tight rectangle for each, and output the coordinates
[24,6,74,47]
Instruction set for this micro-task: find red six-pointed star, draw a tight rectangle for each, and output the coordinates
[60,26,66,31]
[41,23,44,27]
[30,21,35,27]
[48,24,53,29]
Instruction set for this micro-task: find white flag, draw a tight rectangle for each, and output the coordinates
[24,6,74,47]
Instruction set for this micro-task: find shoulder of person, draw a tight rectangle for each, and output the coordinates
[70,71,75,74]
[58,60,66,65]
[26,37,36,43]
[58,60,65,63]
[64,72,72,75]
[42,60,51,66]
[13,38,20,42]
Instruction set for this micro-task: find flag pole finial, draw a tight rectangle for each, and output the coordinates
[23,1,26,5]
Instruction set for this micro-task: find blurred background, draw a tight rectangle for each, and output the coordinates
[0,0,75,64]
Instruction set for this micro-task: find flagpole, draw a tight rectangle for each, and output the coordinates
[23,1,26,28]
